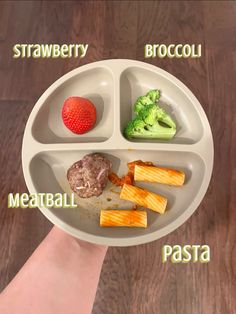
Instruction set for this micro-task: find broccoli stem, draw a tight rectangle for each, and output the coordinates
[158,114,176,129]
[131,126,176,140]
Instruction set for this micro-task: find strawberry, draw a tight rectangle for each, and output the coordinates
[62,97,97,134]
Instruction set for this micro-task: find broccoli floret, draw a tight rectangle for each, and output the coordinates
[124,117,146,139]
[134,96,153,114]
[124,103,176,140]
[134,89,161,114]
[139,104,159,125]
[146,89,160,103]
[140,104,176,129]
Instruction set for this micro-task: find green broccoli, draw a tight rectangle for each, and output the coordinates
[134,89,160,114]
[139,104,158,125]
[146,89,160,103]
[124,117,147,138]
[124,115,176,140]
[124,90,176,140]
[140,103,176,129]
[134,96,153,114]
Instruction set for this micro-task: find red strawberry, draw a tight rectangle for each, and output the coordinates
[62,97,97,134]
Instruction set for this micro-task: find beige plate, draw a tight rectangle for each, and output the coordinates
[22,59,214,246]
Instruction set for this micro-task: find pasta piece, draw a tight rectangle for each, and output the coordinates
[100,210,147,227]
[134,165,185,186]
[120,184,167,214]
[108,161,153,187]
[127,160,154,172]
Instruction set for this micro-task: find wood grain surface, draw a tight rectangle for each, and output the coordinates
[0,1,236,313]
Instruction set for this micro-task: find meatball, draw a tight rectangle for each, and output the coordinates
[67,153,112,198]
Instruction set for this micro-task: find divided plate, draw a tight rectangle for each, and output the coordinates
[22,59,214,246]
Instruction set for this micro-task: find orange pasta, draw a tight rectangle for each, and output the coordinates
[120,184,167,214]
[134,165,185,186]
[100,210,147,227]
[108,160,154,187]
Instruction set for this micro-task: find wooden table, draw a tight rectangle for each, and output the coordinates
[0,1,235,313]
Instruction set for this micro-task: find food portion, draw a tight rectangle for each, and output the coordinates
[62,96,97,134]
[120,183,167,214]
[66,153,185,228]
[124,89,176,140]
[64,90,183,227]
[67,153,111,198]
[100,210,147,228]
[134,165,185,186]
[108,160,154,187]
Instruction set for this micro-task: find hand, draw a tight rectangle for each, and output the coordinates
[0,226,108,314]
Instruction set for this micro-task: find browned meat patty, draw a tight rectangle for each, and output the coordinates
[67,153,112,198]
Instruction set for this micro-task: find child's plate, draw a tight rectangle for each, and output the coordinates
[22,60,213,246]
